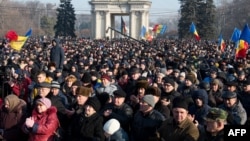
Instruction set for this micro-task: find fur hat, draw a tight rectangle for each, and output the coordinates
[103,119,120,135]
[76,86,92,97]
[185,73,196,83]
[136,80,149,89]
[37,97,51,108]
[85,97,101,112]
[146,86,161,97]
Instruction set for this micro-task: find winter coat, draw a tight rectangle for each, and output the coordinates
[22,106,59,141]
[50,39,65,70]
[0,98,28,141]
[158,117,200,141]
[131,110,165,141]
[69,112,105,141]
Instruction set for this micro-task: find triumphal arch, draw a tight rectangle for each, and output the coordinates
[89,0,152,39]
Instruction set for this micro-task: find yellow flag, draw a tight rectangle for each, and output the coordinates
[10,36,28,51]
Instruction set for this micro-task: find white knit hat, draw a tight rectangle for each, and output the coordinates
[103,119,120,135]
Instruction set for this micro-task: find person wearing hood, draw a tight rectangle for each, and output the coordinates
[0,94,28,141]
[188,89,211,125]
[50,38,65,72]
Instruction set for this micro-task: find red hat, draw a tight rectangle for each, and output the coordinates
[101,74,111,81]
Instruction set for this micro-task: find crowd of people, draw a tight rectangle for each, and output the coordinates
[0,36,249,141]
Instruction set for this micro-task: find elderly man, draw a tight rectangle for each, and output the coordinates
[219,91,247,125]
[158,96,200,141]
[131,94,165,141]
[200,107,228,141]
[96,74,119,97]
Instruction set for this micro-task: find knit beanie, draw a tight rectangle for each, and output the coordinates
[37,97,51,108]
[142,94,155,108]
[103,118,120,135]
[101,74,111,82]
[163,77,175,87]
[51,81,60,89]
[85,97,101,112]
[172,97,188,111]
[81,72,92,83]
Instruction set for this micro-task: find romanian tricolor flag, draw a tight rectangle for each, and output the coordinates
[189,22,200,41]
[235,24,250,59]
[140,26,153,41]
[152,24,167,34]
[5,29,31,51]
[218,34,226,52]
[121,17,127,34]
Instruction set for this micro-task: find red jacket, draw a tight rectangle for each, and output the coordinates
[23,106,59,141]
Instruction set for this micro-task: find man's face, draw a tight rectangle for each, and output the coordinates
[172,108,188,123]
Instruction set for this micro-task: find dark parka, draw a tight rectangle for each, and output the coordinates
[50,39,65,71]
[69,112,105,141]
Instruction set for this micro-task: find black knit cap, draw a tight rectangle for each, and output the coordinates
[85,97,101,112]
[172,97,188,110]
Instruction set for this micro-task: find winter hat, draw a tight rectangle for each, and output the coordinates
[51,81,60,89]
[142,94,155,108]
[103,118,120,135]
[113,90,127,98]
[146,86,161,97]
[101,74,111,82]
[96,92,110,107]
[37,97,51,108]
[81,72,92,83]
[85,97,101,112]
[72,80,83,87]
[163,77,175,87]
[179,72,186,78]
[185,73,196,83]
[136,79,149,89]
[76,86,92,97]
[37,82,51,88]
[4,94,20,112]
[172,97,188,110]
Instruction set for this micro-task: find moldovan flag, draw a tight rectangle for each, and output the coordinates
[10,36,28,51]
[121,17,127,34]
[189,22,200,41]
[218,34,226,52]
[235,24,250,59]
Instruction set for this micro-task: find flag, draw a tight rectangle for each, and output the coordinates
[218,34,226,52]
[231,28,241,43]
[152,24,159,33]
[189,22,200,41]
[140,26,146,38]
[145,32,153,41]
[121,17,127,34]
[235,24,250,59]
[25,28,32,37]
[10,36,28,51]
[160,25,167,34]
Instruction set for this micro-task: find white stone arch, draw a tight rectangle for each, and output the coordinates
[89,0,152,39]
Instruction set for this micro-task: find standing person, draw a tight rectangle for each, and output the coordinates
[0,94,28,141]
[50,38,65,72]
[158,97,200,141]
[22,97,59,141]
